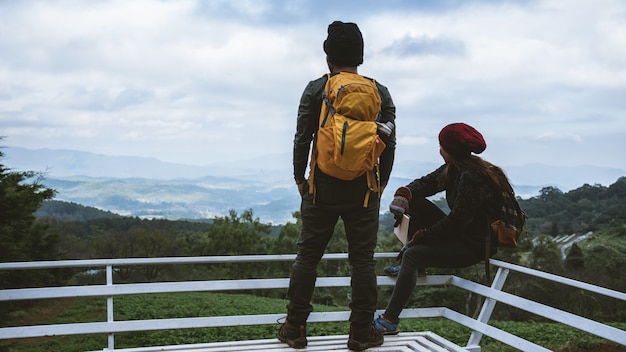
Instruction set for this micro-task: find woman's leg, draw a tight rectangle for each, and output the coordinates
[384,197,446,277]
[382,241,483,322]
[407,196,446,235]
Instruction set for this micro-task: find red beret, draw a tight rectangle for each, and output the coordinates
[438,123,486,156]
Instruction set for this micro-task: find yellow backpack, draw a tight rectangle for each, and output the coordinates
[308,72,386,207]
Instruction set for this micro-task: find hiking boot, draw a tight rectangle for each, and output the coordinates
[278,320,307,349]
[373,314,399,335]
[347,323,384,351]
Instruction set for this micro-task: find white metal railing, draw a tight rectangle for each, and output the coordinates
[1,254,625,352]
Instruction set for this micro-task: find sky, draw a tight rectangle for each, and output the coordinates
[1,0,626,172]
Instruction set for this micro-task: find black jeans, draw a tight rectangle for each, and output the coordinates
[286,174,379,327]
[383,196,484,322]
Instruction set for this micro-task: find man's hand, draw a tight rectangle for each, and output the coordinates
[296,179,307,196]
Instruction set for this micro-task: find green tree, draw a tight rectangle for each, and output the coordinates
[564,243,584,274]
[92,228,137,280]
[528,235,562,273]
[136,224,179,281]
[538,186,564,201]
[205,209,271,256]
[202,209,271,280]
[0,150,57,263]
[0,146,61,296]
[270,211,301,255]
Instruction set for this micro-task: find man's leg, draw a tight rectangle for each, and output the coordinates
[343,196,384,350]
[286,193,338,323]
[342,197,379,326]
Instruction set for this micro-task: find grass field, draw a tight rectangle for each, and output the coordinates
[1,292,625,352]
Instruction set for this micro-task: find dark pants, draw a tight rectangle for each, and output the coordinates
[286,173,379,327]
[383,196,484,322]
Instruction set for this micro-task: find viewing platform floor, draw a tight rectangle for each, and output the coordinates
[95,332,468,352]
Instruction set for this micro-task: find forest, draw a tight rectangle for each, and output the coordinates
[1,146,626,326]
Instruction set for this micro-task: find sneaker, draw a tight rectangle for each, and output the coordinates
[384,265,427,277]
[373,314,399,335]
[383,265,400,277]
[278,320,307,349]
[347,324,384,351]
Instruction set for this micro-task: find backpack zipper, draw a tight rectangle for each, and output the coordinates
[341,121,348,155]
[321,108,330,127]
[337,83,375,99]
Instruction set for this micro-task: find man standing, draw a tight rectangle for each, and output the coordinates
[278,21,396,351]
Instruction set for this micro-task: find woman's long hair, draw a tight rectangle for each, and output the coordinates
[439,154,512,192]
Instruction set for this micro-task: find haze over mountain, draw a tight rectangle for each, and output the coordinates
[6,146,625,224]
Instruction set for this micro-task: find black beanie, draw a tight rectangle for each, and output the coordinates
[323,21,364,66]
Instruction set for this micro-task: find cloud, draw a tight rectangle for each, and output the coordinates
[398,136,431,146]
[1,0,625,171]
[536,132,583,142]
[384,35,466,57]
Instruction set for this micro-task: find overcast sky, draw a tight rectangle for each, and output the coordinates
[2,0,625,172]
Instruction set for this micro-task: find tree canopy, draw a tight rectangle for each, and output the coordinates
[0,148,57,263]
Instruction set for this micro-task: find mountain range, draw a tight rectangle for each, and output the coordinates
[5,146,625,224]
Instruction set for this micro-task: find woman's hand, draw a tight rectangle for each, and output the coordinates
[407,229,425,247]
[389,186,412,226]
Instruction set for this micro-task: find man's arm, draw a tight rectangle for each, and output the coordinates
[293,77,326,183]
[376,82,396,189]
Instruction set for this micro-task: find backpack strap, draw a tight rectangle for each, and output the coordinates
[306,74,332,204]
[485,224,492,286]
[308,141,318,204]
[363,165,382,207]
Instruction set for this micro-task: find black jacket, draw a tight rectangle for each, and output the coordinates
[406,164,499,255]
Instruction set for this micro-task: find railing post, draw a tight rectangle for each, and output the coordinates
[465,263,510,351]
[107,264,114,350]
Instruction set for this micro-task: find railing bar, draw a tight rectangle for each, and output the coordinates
[467,267,510,346]
[450,276,626,345]
[0,276,453,302]
[0,309,444,340]
[106,264,114,350]
[421,331,472,352]
[490,259,626,300]
[0,315,292,339]
[440,308,551,352]
[0,307,546,350]
[0,253,399,270]
[0,279,292,301]
[1,256,620,300]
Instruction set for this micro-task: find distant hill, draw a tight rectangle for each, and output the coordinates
[7,146,626,224]
[36,200,122,221]
[4,146,271,180]
[7,146,626,189]
[38,175,300,224]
